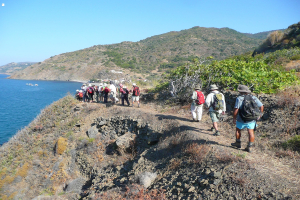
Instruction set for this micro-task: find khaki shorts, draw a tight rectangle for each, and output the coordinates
[132,96,139,102]
[209,111,220,123]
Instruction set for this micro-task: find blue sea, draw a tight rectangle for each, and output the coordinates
[0,74,83,145]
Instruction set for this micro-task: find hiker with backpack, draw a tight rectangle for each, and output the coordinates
[95,85,99,103]
[76,90,84,102]
[99,83,104,102]
[131,83,140,108]
[103,83,110,103]
[87,84,94,103]
[231,85,264,153]
[81,84,87,102]
[191,84,205,122]
[120,85,130,106]
[109,81,117,104]
[205,84,226,136]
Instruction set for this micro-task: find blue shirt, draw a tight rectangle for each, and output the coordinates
[234,95,263,123]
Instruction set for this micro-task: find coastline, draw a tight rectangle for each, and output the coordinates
[5,76,87,83]
[0,73,11,76]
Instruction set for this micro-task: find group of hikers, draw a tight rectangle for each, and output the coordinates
[76,81,264,153]
[75,81,141,107]
[191,84,264,153]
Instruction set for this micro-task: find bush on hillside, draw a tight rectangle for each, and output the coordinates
[282,135,300,152]
[168,58,299,95]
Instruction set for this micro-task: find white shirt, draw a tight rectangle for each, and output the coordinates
[109,84,117,94]
[205,90,226,113]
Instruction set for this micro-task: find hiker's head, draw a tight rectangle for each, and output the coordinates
[209,84,218,91]
[110,81,113,84]
[119,83,123,88]
[133,83,136,87]
[194,84,201,90]
[238,85,251,94]
[89,84,92,87]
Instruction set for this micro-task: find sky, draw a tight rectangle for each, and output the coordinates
[0,0,299,66]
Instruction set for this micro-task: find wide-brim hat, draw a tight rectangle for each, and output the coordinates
[133,83,136,86]
[194,84,201,90]
[209,84,218,90]
[237,85,251,93]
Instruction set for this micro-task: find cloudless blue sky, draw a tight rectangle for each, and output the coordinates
[0,0,299,66]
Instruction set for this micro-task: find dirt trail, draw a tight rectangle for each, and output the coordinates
[118,103,300,191]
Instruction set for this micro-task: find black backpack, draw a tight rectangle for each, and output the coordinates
[123,88,129,95]
[239,95,261,122]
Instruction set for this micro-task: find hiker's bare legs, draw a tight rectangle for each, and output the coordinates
[248,129,255,143]
[235,128,242,140]
[235,127,254,142]
[213,122,218,131]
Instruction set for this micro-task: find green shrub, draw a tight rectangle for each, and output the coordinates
[290,54,300,60]
[282,135,300,152]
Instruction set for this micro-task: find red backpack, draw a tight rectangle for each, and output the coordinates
[78,92,83,98]
[88,87,93,94]
[133,86,140,96]
[104,87,110,93]
[195,91,205,105]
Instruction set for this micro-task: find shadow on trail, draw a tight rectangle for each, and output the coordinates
[155,114,192,123]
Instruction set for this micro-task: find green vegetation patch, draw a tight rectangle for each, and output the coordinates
[282,135,300,152]
[159,48,300,94]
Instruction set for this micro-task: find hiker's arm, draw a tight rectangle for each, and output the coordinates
[204,94,211,108]
[260,105,264,113]
[233,108,238,124]
[222,93,226,114]
[258,105,264,120]
[191,91,197,100]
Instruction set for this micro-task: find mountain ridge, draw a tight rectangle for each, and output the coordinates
[9,26,265,81]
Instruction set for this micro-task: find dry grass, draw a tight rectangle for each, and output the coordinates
[277,85,300,108]
[56,137,68,155]
[184,143,210,164]
[16,162,31,177]
[267,31,284,46]
[215,149,239,164]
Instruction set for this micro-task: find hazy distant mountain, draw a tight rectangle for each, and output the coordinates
[0,62,36,74]
[10,27,265,81]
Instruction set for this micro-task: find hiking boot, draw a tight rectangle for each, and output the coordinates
[245,146,252,153]
[210,127,215,132]
[231,142,241,149]
[213,131,220,136]
[192,118,196,122]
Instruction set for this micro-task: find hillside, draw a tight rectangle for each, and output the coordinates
[242,29,285,40]
[0,62,36,75]
[0,91,299,199]
[9,27,263,82]
[253,22,300,55]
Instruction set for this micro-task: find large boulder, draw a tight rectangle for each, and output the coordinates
[115,132,136,150]
[87,126,98,138]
